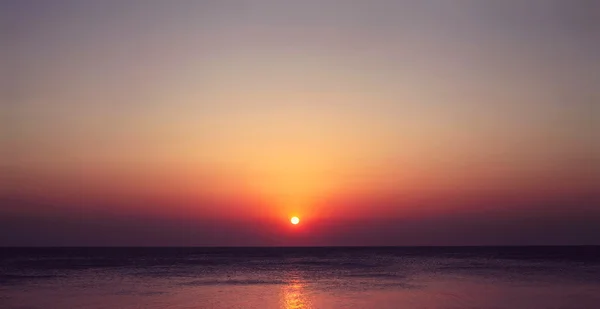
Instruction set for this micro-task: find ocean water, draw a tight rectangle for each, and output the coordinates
[1,247,599,309]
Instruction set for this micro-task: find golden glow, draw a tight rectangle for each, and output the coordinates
[281,276,311,309]
[290,217,300,225]
[7,1,594,237]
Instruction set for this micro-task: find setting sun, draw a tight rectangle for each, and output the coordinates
[290,217,300,225]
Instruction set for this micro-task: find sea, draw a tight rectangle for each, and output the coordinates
[1,247,599,309]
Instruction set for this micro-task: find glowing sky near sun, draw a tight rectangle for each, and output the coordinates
[1,0,598,246]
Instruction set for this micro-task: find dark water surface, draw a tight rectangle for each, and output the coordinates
[1,247,599,308]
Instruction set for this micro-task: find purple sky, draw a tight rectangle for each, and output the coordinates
[2,0,599,246]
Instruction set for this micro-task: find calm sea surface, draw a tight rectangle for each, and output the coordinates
[1,247,599,309]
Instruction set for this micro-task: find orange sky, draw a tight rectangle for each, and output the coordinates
[2,1,598,245]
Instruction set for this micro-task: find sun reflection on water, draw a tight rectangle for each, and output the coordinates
[280,273,312,309]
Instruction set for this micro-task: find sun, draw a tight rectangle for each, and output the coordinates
[290,216,300,225]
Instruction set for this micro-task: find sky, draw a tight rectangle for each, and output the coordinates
[1,0,599,246]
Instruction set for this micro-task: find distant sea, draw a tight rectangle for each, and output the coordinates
[1,246,599,309]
